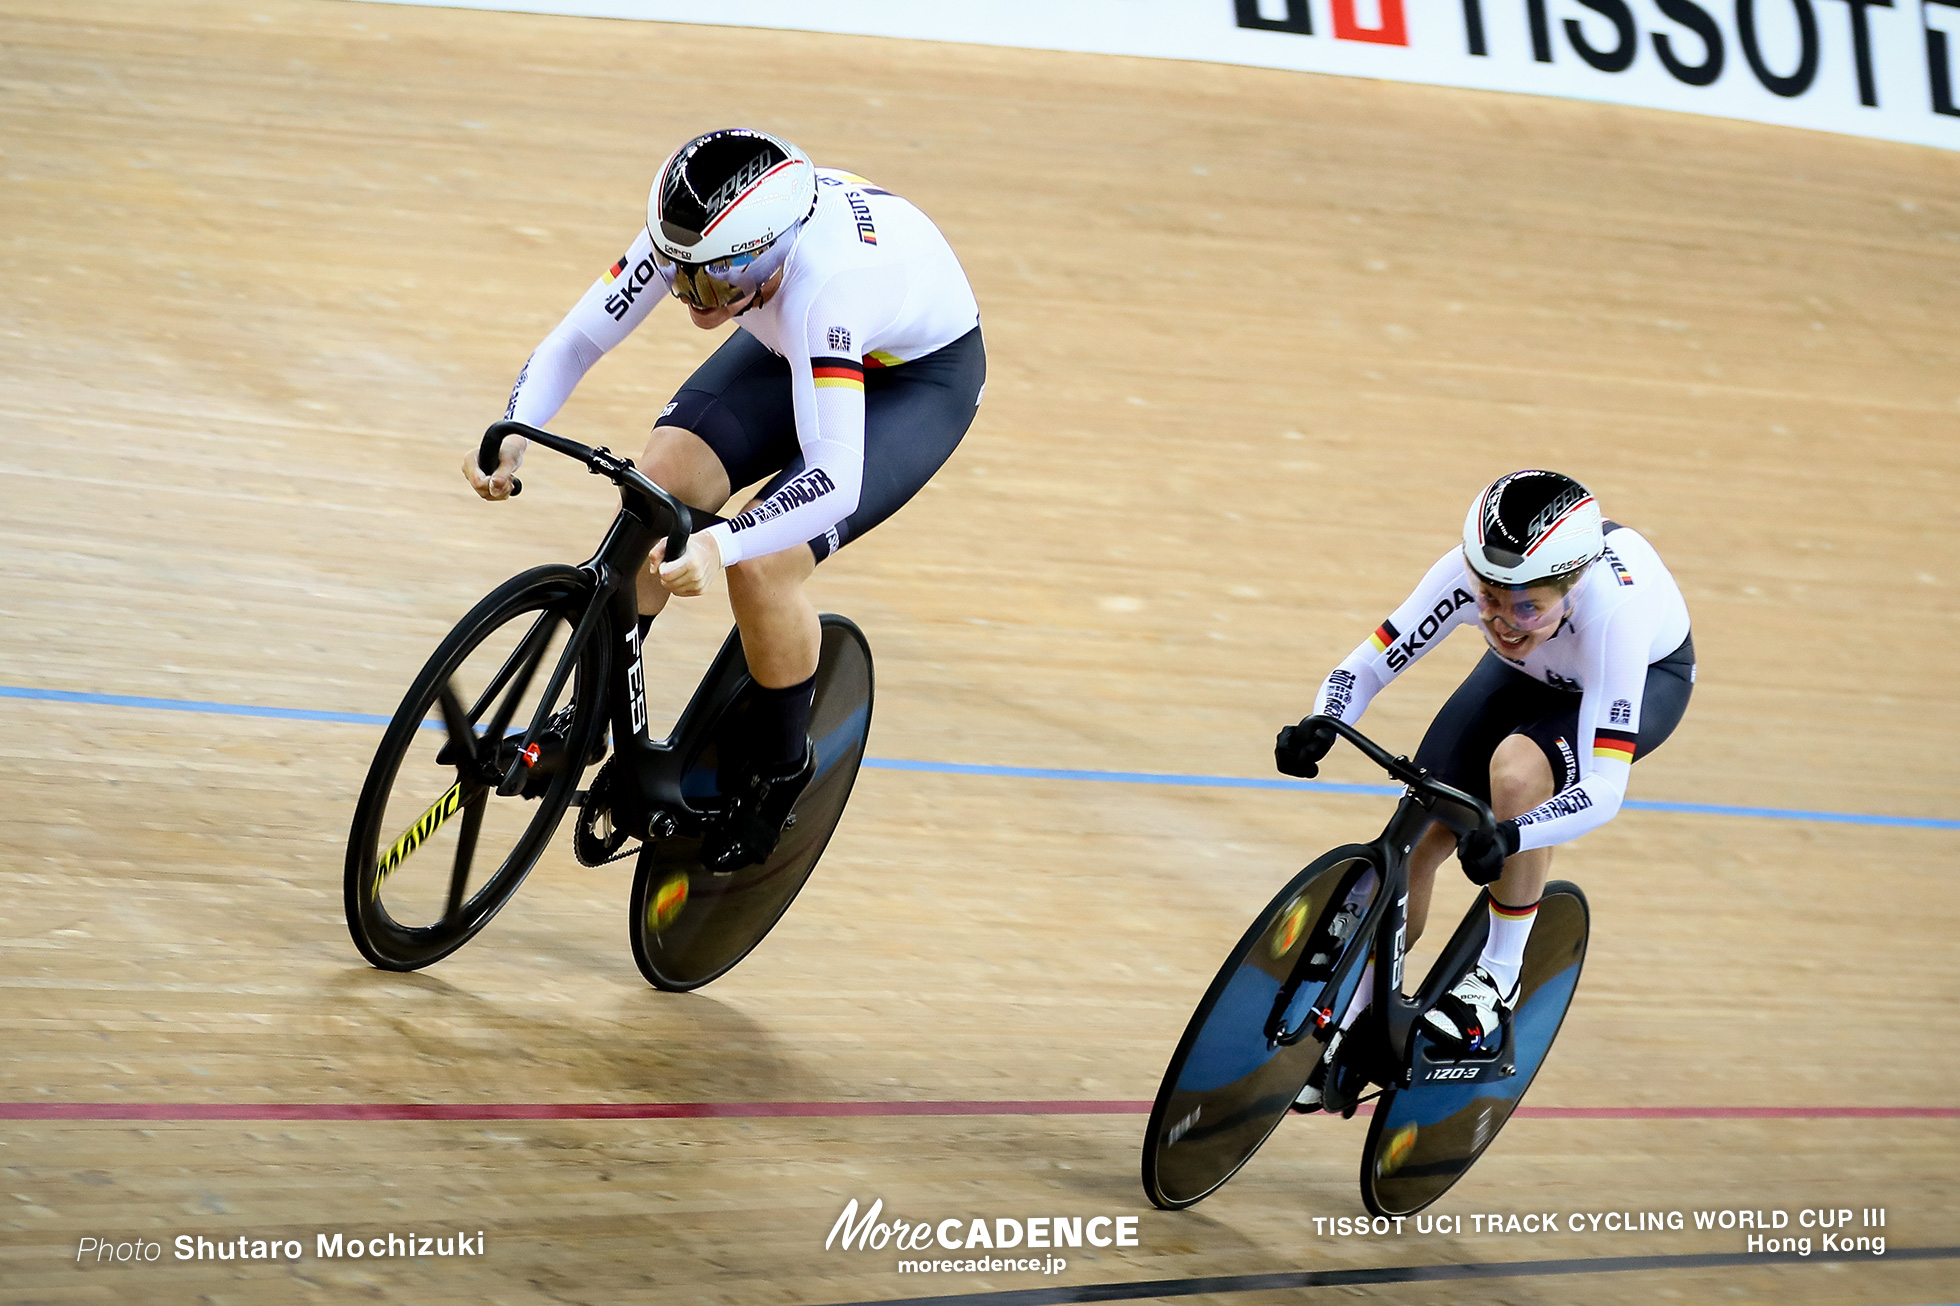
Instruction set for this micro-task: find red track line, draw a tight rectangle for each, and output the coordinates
[0,1100,1147,1121]
[1,1101,1955,1122]
[1516,1105,1960,1119]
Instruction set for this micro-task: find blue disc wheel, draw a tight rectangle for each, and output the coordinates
[1143,848,1382,1209]
[1359,880,1590,1217]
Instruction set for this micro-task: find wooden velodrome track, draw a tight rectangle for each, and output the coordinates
[3,2,1958,1302]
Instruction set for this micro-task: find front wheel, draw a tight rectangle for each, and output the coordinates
[1142,847,1382,1209]
[1358,880,1590,1216]
[344,565,607,971]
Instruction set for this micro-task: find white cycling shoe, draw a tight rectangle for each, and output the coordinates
[1421,965,1516,1057]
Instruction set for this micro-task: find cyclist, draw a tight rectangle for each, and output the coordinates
[465,128,983,869]
[1276,470,1693,1105]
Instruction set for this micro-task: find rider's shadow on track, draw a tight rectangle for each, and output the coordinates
[322,965,833,1106]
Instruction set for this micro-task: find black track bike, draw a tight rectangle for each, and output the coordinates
[342,420,874,990]
[1142,716,1589,1216]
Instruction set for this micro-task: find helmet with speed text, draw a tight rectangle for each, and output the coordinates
[1461,470,1604,588]
[646,128,817,312]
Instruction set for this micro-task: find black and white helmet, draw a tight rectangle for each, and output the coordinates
[1462,470,1604,587]
[646,128,817,311]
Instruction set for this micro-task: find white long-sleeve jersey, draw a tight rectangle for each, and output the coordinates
[1311,527,1691,851]
[503,169,980,565]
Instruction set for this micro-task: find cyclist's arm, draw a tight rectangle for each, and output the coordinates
[504,228,668,427]
[1311,550,1480,723]
[1509,606,1647,851]
[702,270,897,566]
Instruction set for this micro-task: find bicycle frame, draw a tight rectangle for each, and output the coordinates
[1268,717,1504,1092]
[476,420,737,842]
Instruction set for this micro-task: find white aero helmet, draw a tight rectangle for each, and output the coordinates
[647,128,817,312]
[1462,470,1604,587]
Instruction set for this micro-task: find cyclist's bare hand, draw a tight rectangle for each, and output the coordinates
[653,532,722,597]
[463,435,526,500]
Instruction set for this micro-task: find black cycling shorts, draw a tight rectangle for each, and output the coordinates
[1412,634,1695,799]
[654,325,985,562]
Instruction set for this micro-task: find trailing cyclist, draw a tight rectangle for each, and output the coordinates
[1275,470,1693,1106]
[465,128,984,870]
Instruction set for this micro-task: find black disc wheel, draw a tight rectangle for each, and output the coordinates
[1142,847,1383,1209]
[1359,880,1590,1216]
[628,614,873,991]
[345,565,607,970]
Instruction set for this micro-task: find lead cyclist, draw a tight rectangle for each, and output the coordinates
[465,128,984,870]
[1275,470,1694,1109]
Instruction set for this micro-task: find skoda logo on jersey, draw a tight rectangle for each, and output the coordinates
[1384,588,1473,672]
[604,256,661,322]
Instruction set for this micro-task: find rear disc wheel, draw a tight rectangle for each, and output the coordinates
[1358,880,1591,1216]
[628,614,873,991]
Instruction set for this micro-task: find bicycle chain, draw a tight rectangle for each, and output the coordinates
[591,838,644,867]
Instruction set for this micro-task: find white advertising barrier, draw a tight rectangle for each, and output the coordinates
[355,0,1960,151]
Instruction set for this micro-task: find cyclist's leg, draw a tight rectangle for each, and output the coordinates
[815,328,984,556]
[1483,638,1693,985]
[722,326,984,757]
[1468,733,1559,1002]
[1404,652,1568,946]
[724,323,984,660]
[633,329,793,618]
[1405,822,1456,943]
[633,428,732,619]
[1488,733,1557,908]
[706,330,981,867]
[725,548,820,688]
[724,547,822,783]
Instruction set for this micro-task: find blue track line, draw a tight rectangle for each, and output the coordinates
[0,684,390,726]
[6,683,1957,831]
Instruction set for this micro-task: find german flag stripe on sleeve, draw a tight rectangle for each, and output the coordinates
[1593,728,1637,761]
[1368,620,1399,654]
[603,255,629,284]
[811,356,865,391]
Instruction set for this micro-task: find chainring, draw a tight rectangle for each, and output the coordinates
[573,757,639,867]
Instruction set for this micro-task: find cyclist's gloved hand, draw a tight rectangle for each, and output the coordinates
[1456,820,1521,885]
[1275,718,1338,778]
